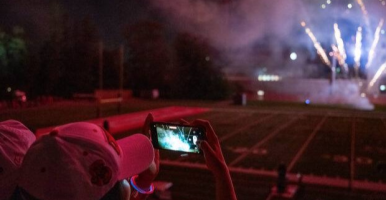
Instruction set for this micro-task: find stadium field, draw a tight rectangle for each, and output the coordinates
[2,99,386,199]
[148,107,386,200]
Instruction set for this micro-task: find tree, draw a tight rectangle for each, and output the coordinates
[172,33,230,100]
[34,15,100,98]
[123,21,172,95]
[102,48,120,89]
[61,17,99,96]
[34,27,66,96]
[0,26,29,100]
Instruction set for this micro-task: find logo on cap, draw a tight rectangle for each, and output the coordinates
[89,160,112,186]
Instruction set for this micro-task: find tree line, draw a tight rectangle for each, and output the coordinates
[0,17,230,101]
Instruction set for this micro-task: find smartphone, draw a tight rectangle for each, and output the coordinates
[150,122,206,154]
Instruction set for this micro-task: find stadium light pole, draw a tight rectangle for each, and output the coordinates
[118,44,124,113]
[119,44,124,93]
[99,41,104,90]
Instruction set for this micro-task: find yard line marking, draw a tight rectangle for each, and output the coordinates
[265,193,273,200]
[216,112,254,125]
[219,113,278,142]
[160,160,386,192]
[198,111,225,121]
[349,117,356,191]
[287,115,328,171]
[381,118,386,131]
[229,117,298,166]
[175,113,254,162]
[213,107,273,114]
[176,113,266,161]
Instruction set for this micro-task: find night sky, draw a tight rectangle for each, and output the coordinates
[2,1,385,48]
[0,0,160,48]
[1,0,386,75]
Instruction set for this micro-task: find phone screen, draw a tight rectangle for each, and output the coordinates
[151,122,206,154]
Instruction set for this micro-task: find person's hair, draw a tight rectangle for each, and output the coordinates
[14,187,39,200]
[100,181,125,200]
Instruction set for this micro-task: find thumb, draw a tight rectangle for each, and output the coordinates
[201,141,218,164]
[142,113,153,137]
[154,149,160,168]
[201,141,227,178]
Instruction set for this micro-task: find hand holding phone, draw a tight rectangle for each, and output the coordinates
[150,122,206,154]
[190,119,238,200]
[152,119,237,200]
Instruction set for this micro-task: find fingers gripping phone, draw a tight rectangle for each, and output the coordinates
[150,122,206,154]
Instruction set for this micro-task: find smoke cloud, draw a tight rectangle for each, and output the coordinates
[149,0,384,110]
[149,0,385,74]
[150,0,308,73]
[309,81,374,110]
[151,0,303,48]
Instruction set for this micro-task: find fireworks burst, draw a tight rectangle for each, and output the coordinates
[333,23,347,65]
[354,27,363,68]
[305,27,331,67]
[368,61,386,88]
[356,0,370,27]
[366,18,384,69]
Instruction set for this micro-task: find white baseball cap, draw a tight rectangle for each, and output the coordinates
[0,120,35,200]
[19,122,154,200]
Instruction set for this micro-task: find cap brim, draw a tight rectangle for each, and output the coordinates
[117,134,154,180]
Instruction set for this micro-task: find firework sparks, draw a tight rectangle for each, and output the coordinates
[354,27,362,68]
[331,44,343,65]
[305,27,331,67]
[333,23,347,65]
[368,62,386,88]
[366,18,384,69]
[356,0,370,26]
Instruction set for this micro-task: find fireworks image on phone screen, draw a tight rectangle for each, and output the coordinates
[155,124,204,153]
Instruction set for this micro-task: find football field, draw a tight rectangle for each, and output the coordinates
[144,107,386,200]
[5,100,386,200]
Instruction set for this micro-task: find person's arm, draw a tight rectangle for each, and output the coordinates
[192,119,237,200]
[130,114,160,200]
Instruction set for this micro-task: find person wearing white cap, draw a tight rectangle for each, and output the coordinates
[18,114,157,200]
[0,120,36,200]
[17,113,237,200]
